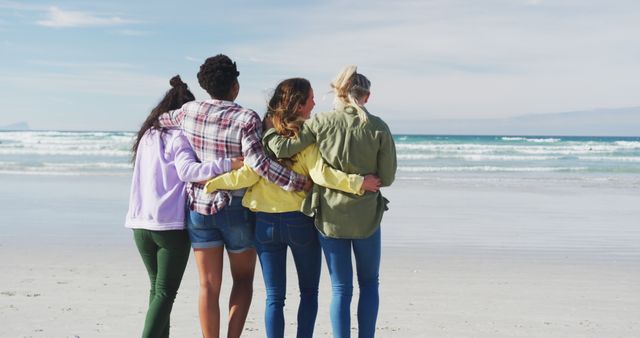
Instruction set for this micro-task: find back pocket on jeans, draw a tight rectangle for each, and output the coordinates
[255,222,276,244]
[287,222,315,247]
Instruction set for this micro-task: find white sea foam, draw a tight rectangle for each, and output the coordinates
[501,137,562,143]
[2,131,638,178]
[395,142,638,156]
[0,148,130,157]
[398,166,589,172]
[397,154,560,161]
[0,161,132,173]
[614,141,640,149]
[577,156,640,162]
[0,131,132,157]
[0,170,129,176]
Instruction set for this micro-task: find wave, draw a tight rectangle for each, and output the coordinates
[577,156,640,162]
[398,166,589,172]
[0,148,130,157]
[0,161,132,172]
[397,154,561,161]
[395,142,640,155]
[501,137,562,143]
[0,170,129,176]
[614,141,640,149]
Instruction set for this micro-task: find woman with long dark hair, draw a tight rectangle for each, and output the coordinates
[125,75,241,337]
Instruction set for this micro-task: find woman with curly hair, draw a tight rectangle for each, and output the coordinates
[157,55,310,338]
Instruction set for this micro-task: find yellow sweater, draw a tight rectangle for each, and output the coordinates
[204,144,364,213]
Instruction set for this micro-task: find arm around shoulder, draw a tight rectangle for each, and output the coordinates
[241,116,308,191]
[265,120,317,158]
[158,108,186,128]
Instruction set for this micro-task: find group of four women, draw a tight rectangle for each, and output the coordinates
[125,54,397,338]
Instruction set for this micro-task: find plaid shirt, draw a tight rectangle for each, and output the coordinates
[159,99,307,215]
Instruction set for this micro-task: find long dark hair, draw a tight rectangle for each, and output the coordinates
[131,75,195,162]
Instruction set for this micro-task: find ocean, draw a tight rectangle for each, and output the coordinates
[1,131,639,182]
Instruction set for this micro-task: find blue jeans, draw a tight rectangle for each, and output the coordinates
[319,227,381,338]
[186,198,255,252]
[254,211,321,338]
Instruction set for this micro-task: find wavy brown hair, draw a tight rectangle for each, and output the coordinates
[264,78,311,138]
[263,78,312,168]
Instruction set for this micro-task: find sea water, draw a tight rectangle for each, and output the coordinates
[1,131,639,183]
[1,131,638,252]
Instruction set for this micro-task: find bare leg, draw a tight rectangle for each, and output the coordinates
[226,249,257,338]
[193,247,224,338]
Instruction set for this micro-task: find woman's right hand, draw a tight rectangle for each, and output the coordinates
[362,175,381,192]
[230,157,244,170]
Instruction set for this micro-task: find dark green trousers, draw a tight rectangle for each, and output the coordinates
[133,229,190,338]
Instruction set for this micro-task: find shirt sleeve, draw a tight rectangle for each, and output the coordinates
[377,125,397,187]
[204,164,261,193]
[265,119,316,158]
[172,133,231,182]
[241,113,308,191]
[158,107,186,128]
[303,145,364,195]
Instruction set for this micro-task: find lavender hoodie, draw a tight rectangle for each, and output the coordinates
[125,129,230,231]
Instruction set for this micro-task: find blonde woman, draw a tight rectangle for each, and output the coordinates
[266,67,397,338]
[205,77,381,338]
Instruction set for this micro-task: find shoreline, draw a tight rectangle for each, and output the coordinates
[0,174,638,337]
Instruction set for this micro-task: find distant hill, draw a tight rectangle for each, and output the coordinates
[0,122,30,131]
[390,106,640,136]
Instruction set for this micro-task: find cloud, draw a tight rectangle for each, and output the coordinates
[28,60,139,70]
[216,0,640,119]
[37,6,134,28]
[3,60,163,96]
[0,1,45,11]
[115,29,150,36]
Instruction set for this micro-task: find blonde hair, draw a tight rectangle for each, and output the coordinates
[330,65,371,123]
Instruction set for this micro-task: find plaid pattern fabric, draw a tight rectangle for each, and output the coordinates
[159,99,306,215]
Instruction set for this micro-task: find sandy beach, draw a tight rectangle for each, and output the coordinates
[1,175,639,337]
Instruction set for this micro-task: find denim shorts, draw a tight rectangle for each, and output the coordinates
[186,198,256,253]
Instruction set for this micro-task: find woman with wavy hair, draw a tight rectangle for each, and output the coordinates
[266,67,397,338]
[205,77,381,338]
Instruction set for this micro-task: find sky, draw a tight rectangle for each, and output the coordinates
[0,0,639,132]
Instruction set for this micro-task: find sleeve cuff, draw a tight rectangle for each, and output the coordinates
[351,175,365,195]
[222,158,232,173]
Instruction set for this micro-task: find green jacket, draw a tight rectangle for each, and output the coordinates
[265,106,397,239]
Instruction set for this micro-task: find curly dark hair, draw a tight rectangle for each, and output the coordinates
[197,54,240,99]
[131,75,195,162]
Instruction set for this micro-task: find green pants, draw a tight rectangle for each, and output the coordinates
[133,229,190,338]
